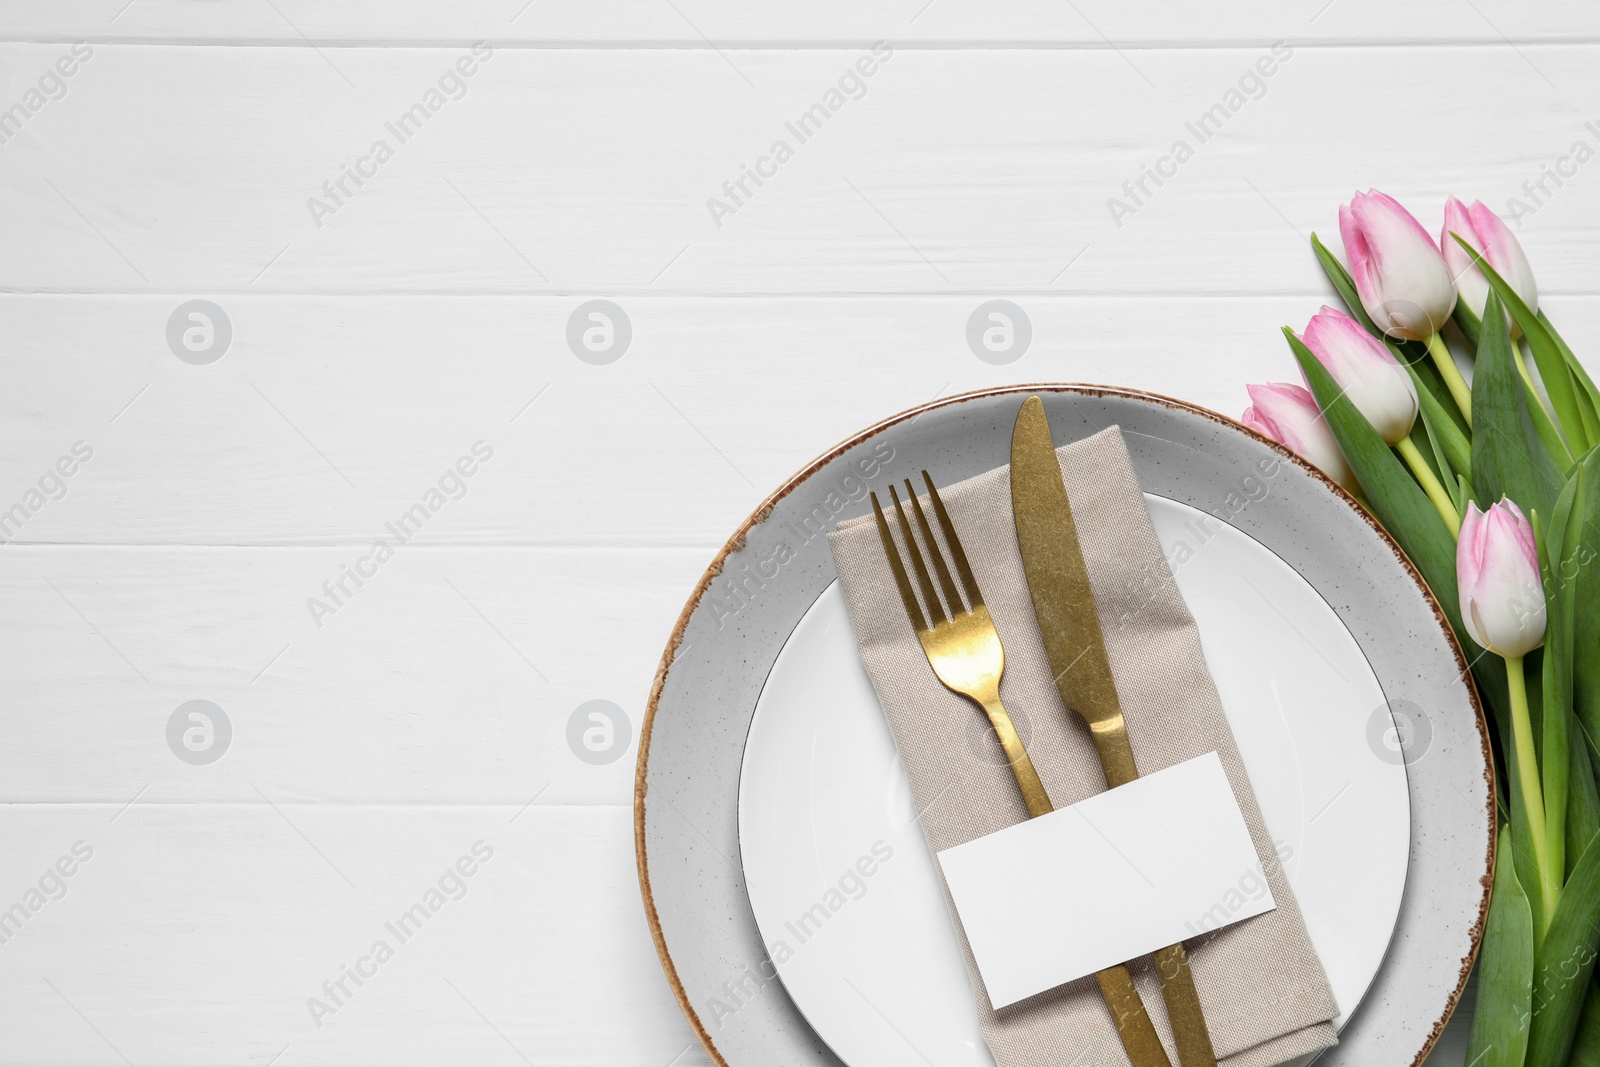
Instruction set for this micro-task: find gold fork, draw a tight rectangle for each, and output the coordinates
[872,471,1172,1067]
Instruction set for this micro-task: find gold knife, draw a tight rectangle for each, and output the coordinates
[1009,395,1218,1067]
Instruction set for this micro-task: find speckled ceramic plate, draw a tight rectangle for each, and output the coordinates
[636,385,1493,1067]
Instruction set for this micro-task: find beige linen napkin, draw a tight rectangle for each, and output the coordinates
[827,426,1338,1067]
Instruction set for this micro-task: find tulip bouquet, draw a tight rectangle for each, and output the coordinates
[1242,190,1600,1066]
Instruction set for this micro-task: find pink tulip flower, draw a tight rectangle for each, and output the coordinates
[1299,305,1418,446]
[1458,498,1546,657]
[1441,197,1538,336]
[1241,383,1358,492]
[1340,189,1458,341]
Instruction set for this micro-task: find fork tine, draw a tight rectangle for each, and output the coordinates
[889,484,948,627]
[922,469,984,609]
[903,478,966,615]
[871,491,927,632]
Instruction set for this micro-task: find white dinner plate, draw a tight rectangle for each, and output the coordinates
[737,494,1411,1067]
[636,385,1493,1067]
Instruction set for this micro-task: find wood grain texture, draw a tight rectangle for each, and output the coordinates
[3,293,1598,549]
[0,4,1564,1061]
[0,804,706,1066]
[0,547,699,803]
[3,0,1595,46]
[0,44,1595,295]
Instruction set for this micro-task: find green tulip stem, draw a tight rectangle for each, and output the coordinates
[1506,653,1560,928]
[1396,432,1461,538]
[1426,332,1474,427]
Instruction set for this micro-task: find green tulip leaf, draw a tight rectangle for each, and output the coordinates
[1569,982,1600,1066]
[1468,824,1535,1067]
[1407,360,1473,483]
[1310,232,1375,329]
[1455,474,1473,517]
[1540,309,1600,448]
[1414,408,1450,487]
[1423,416,1454,495]
[1565,451,1600,786]
[1456,300,1484,350]
[1454,234,1590,454]
[1527,375,1578,474]
[1569,731,1600,877]
[1528,835,1600,1064]
[1472,290,1563,520]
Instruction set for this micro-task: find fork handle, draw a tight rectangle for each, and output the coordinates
[1154,942,1217,1067]
[982,698,1173,1067]
[982,699,1053,819]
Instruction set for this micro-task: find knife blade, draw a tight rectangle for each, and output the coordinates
[1009,394,1218,1067]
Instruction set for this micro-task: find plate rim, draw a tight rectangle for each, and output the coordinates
[634,381,1496,1067]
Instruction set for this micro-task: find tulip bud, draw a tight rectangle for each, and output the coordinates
[1241,383,1358,492]
[1298,305,1418,446]
[1340,189,1457,340]
[1458,498,1546,658]
[1440,197,1538,337]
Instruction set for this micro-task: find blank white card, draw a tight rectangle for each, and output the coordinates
[938,751,1275,1008]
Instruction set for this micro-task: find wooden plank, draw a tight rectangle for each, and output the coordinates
[1,0,1594,47]
[0,803,710,1066]
[0,545,703,803]
[0,44,1593,294]
[3,293,1597,546]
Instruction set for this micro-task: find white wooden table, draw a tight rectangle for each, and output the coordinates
[2,1,1585,1062]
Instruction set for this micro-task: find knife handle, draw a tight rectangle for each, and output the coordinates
[1154,942,1217,1067]
[1094,726,1217,1067]
[1087,717,1140,790]
[1095,965,1175,1067]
